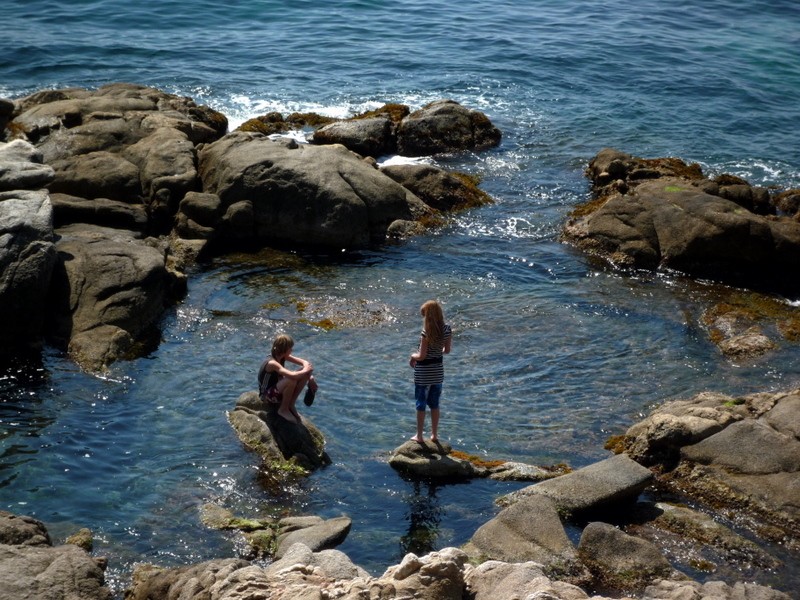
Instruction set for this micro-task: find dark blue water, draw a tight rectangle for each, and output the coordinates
[2,0,799,595]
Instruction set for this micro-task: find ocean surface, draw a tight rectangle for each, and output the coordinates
[2,0,800,596]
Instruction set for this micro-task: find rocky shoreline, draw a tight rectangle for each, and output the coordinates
[2,388,796,598]
[2,84,798,598]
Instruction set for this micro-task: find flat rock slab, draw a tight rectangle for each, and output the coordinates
[506,453,653,517]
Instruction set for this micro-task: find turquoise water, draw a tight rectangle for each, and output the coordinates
[2,0,800,595]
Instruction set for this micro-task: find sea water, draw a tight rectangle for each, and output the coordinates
[2,0,799,595]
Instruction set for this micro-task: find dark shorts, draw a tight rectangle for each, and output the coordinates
[415,384,442,411]
[261,386,281,404]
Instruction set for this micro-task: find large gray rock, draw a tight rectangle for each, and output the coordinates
[228,391,330,474]
[464,494,590,586]
[198,132,432,250]
[127,559,250,600]
[681,419,800,474]
[47,223,185,371]
[0,511,111,600]
[564,150,800,296]
[388,439,482,480]
[380,163,493,212]
[265,542,368,580]
[465,561,595,600]
[0,544,112,600]
[396,100,501,157]
[0,189,56,352]
[10,82,227,233]
[621,389,800,549]
[623,391,744,466]
[577,522,676,593]
[51,193,148,231]
[312,116,394,157]
[505,453,653,517]
[0,139,55,191]
[0,511,51,547]
[275,516,352,558]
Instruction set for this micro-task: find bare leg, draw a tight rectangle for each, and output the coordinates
[430,408,440,442]
[277,379,299,423]
[411,410,425,442]
[287,372,311,423]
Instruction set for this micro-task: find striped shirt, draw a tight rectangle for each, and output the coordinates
[414,324,452,385]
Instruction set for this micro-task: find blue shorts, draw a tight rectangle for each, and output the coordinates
[415,384,442,411]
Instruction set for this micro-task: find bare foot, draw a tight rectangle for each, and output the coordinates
[430,436,439,443]
[410,435,424,443]
[278,409,298,424]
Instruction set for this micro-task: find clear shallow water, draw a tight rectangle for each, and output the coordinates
[2,0,800,596]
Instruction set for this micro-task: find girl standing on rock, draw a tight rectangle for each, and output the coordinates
[258,333,318,424]
[409,300,452,442]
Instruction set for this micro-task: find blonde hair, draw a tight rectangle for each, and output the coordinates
[271,334,294,360]
[420,300,445,348]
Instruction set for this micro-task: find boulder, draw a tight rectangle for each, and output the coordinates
[198,132,433,250]
[396,100,501,156]
[465,561,597,600]
[274,516,352,558]
[564,149,800,296]
[681,419,800,474]
[504,453,653,517]
[51,193,148,231]
[228,391,330,474]
[0,544,112,600]
[379,547,469,600]
[0,511,51,546]
[0,139,55,191]
[264,542,368,580]
[0,189,57,352]
[312,116,394,157]
[380,163,493,212]
[127,558,250,600]
[174,191,224,240]
[622,391,743,467]
[9,82,227,233]
[464,494,591,586]
[620,389,800,548]
[388,439,483,480]
[46,223,186,371]
[0,511,111,600]
[577,522,676,593]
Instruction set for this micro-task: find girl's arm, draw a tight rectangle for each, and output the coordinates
[410,336,428,365]
[286,353,311,369]
[443,334,452,354]
[270,356,312,380]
